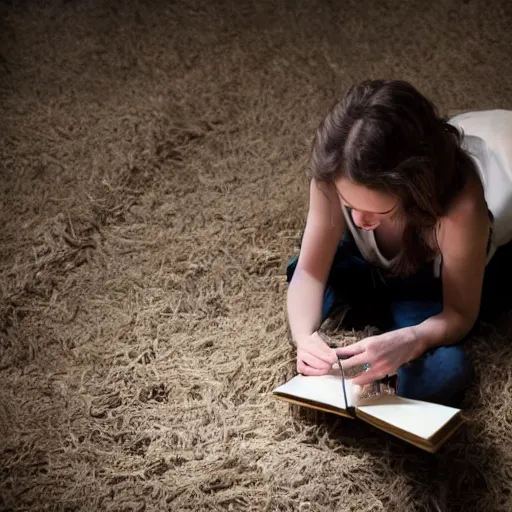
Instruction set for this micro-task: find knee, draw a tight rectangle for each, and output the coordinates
[397,345,474,406]
[431,345,473,382]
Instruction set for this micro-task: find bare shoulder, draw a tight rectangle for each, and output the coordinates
[437,170,490,322]
[438,172,490,252]
[308,178,344,228]
[297,179,345,282]
[444,172,487,222]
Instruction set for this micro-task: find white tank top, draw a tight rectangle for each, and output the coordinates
[344,109,512,276]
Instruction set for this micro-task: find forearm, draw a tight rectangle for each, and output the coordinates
[286,267,325,345]
[410,309,476,353]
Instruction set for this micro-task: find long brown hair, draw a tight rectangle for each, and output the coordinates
[310,79,477,276]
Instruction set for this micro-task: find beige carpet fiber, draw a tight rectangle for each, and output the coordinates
[2,1,512,511]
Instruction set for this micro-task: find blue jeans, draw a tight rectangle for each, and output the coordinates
[287,233,512,407]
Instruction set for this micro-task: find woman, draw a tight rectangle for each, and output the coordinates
[286,79,512,406]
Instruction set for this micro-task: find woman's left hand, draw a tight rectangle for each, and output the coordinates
[335,329,425,386]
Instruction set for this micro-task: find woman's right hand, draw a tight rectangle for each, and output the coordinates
[296,332,338,376]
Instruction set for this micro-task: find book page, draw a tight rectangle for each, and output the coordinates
[272,370,357,409]
[356,395,460,440]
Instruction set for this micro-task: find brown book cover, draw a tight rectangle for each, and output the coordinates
[272,372,464,453]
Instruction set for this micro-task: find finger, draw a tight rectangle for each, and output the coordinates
[300,351,332,370]
[313,340,339,361]
[351,369,382,386]
[298,361,330,376]
[335,344,365,359]
[308,342,338,365]
[338,351,370,370]
[305,366,330,376]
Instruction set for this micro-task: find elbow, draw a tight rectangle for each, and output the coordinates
[445,307,478,343]
[414,306,479,350]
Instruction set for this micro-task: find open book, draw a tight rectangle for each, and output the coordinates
[272,369,464,453]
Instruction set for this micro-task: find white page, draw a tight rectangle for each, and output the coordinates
[273,371,356,409]
[357,395,460,440]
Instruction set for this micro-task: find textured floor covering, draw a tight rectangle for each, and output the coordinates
[1,1,512,510]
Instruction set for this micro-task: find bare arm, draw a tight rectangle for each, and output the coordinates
[287,179,345,344]
[411,183,490,350]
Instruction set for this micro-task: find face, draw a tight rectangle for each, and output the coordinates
[334,178,399,231]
